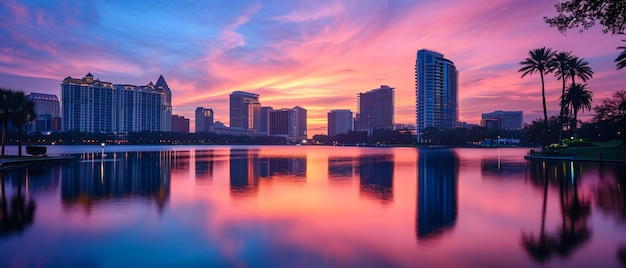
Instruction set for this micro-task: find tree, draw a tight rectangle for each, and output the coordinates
[8,92,36,156]
[616,40,626,70]
[566,57,594,85]
[544,0,626,35]
[593,90,626,144]
[563,83,593,138]
[0,89,16,156]
[519,47,556,144]
[553,51,574,139]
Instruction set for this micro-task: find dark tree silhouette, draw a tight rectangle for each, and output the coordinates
[616,40,626,70]
[593,90,626,144]
[563,83,593,138]
[519,47,556,144]
[8,92,36,156]
[544,0,626,35]
[553,51,574,139]
[566,57,593,85]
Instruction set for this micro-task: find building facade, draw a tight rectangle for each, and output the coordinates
[229,91,260,131]
[481,110,523,130]
[328,109,353,136]
[171,115,190,133]
[269,106,307,142]
[416,49,458,142]
[28,92,61,133]
[259,106,273,135]
[61,73,172,133]
[195,107,214,133]
[356,85,394,133]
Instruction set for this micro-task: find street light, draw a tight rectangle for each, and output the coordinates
[101,143,105,157]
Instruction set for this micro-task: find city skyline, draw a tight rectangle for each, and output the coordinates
[0,1,623,136]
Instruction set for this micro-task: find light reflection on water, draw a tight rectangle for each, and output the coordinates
[0,146,624,267]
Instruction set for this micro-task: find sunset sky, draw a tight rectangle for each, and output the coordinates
[0,0,623,135]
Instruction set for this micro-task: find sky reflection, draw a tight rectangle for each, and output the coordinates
[0,146,624,267]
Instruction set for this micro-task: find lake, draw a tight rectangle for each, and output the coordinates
[0,145,624,267]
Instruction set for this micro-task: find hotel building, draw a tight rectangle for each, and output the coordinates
[61,73,172,133]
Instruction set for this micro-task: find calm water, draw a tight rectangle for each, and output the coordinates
[0,145,624,267]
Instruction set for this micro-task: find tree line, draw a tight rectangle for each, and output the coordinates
[0,88,36,156]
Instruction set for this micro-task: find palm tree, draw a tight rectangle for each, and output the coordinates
[553,51,573,140]
[616,40,626,70]
[566,57,593,85]
[563,83,593,138]
[519,47,556,144]
[0,89,15,156]
[8,92,36,156]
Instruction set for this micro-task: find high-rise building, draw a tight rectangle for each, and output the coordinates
[28,92,61,132]
[269,106,307,142]
[259,106,273,135]
[171,115,190,133]
[195,107,214,133]
[416,49,458,142]
[229,91,260,131]
[328,109,353,136]
[481,110,523,130]
[61,73,172,133]
[356,85,394,133]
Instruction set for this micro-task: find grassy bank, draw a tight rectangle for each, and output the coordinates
[547,140,625,161]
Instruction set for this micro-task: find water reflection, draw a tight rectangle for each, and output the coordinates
[416,149,458,242]
[328,157,356,182]
[594,165,626,224]
[230,148,260,197]
[481,158,525,179]
[61,151,171,213]
[358,154,394,203]
[522,160,592,263]
[195,150,214,179]
[0,170,36,237]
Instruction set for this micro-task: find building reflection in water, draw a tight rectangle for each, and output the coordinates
[481,158,525,179]
[416,149,458,242]
[0,169,36,238]
[328,157,356,183]
[61,151,171,213]
[522,160,592,264]
[358,154,394,202]
[195,150,214,179]
[230,148,260,197]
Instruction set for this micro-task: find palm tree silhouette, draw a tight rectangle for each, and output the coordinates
[519,47,556,144]
[0,171,36,237]
[553,51,573,140]
[563,83,593,138]
[8,92,37,156]
[566,57,593,85]
[616,40,626,70]
[0,88,14,156]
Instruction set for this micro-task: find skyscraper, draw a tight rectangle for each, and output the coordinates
[356,85,394,133]
[269,106,307,142]
[28,92,60,132]
[416,49,458,142]
[229,91,260,131]
[61,73,172,133]
[328,109,353,136]
[195,107,214,133]
[171,115,190,133]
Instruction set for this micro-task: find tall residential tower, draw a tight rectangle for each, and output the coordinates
[415,50,458,142]
[356,85,394,134]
